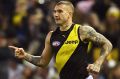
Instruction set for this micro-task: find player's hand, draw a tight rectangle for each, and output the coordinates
[87,63,101,74]
[9,46,26,59]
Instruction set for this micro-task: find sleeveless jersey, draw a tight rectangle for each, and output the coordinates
[50,24,89,79]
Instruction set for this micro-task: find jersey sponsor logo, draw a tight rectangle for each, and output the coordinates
[65,40,78,44]
[52,41,61,47]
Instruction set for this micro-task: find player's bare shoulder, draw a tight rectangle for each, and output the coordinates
[79,25,96,41]
[45,31,53,43]
[48,31,53,36]
[79,25,112,48]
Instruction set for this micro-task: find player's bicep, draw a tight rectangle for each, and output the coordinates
[80,25,112,55]
[80,25,96,41]
[40,31,53,66]
[81,25,108,45]
[88,32,107,45]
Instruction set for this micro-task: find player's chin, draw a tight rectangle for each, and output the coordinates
[55,21,62,25]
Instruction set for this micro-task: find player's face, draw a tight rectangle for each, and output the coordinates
[53,5,71,25]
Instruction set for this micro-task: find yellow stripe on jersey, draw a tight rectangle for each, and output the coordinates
[55,24,80,73]
[87,41,92,53]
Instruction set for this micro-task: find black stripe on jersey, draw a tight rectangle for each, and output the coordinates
[78,26,81,41]
[59,42,89,79]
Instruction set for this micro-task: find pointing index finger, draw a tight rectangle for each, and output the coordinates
[9,46,18,50]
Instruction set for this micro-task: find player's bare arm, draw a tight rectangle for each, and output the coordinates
[79,25,113,73]
[9,31,53,68]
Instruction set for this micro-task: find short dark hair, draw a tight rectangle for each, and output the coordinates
[56,1,74,13]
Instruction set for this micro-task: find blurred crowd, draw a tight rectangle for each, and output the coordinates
[0,0,120,79]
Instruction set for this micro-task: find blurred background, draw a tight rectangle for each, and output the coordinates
[0,0,120,79]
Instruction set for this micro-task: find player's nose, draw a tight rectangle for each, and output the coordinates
[54,12,59,17]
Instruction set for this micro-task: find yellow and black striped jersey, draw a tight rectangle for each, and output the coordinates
[50,24,89,79]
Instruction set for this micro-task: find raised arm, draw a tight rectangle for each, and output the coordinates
[79,25,112,73]
[9,31,53,68]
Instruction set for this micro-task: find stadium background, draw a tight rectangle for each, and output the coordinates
[0,0,120,79]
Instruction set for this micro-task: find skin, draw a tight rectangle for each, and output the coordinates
[53,4,73,31]
[80,26,112,74]
[9,2,112,75]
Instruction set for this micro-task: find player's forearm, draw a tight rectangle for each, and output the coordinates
[24,53,45,67]
[95,41,112,65]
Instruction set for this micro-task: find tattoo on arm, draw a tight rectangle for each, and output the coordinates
[24,53,44,67]
[80,26,113,65]
[83,26,112,51]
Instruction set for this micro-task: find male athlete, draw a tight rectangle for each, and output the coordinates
[9,1,112,79]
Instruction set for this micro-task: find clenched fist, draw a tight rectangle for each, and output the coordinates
[9,46,26,59]
[87,63,101,74]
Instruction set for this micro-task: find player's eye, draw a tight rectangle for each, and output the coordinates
[53,10,56,13]
[57,10,63,13]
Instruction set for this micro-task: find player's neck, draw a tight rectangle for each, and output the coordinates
[60,20,73,31]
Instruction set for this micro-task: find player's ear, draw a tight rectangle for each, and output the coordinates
[69,11,73,17]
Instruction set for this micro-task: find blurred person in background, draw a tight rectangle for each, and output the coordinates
[0,31,11,60]
[0,30,17,79]
[0,9,19,76]
[103,6,120,48]
[8,0,49,50]
[33,67,48,79]
[86,12,106,34]
[8,58,24,79]
[12,0,28,26]
[8,0,30,49]
[0,31,9,79]
[92,0,112,21]
[22,65,34,79]
[26,5,49,55]
[0,10,21,79]
[109,63,120,79]
[73,0,95,25]
[102,6,120,64]
[99,5,120,79]
[9,1,112,79]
